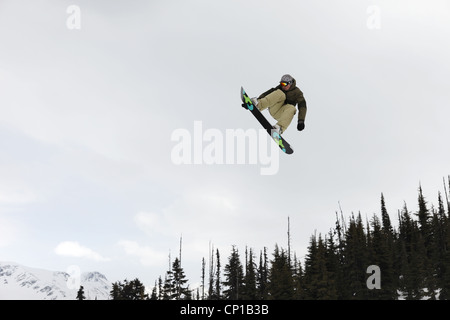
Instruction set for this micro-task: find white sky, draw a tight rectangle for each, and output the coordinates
[1,0,450,291]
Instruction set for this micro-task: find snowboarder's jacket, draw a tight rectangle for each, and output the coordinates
[258,78,307,122]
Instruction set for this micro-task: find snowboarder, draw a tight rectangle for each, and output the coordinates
[249,74,307,134]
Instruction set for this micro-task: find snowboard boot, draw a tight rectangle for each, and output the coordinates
[251,97,260,109]
[273,124,283,135]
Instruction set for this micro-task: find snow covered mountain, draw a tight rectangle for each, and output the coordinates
[0,262,112,300]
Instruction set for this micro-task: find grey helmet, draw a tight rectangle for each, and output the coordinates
[280,74,294,82]
[280,74,294,84]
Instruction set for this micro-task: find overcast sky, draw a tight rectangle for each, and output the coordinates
[1,0,450,292]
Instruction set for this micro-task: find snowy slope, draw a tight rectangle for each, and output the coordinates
[0,262,111,300]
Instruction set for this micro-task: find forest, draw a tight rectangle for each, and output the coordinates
[78,177,450,300]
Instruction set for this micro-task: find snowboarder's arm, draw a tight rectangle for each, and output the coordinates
[297,99,307,121]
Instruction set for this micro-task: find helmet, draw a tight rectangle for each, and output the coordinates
[280,74,294,83]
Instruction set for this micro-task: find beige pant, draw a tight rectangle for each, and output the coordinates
[258,89,297,132]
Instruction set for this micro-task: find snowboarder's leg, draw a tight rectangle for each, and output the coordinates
[270,104,297,133]
[257,89,286,111]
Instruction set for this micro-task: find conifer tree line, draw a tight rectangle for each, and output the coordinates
[105,177,450,300]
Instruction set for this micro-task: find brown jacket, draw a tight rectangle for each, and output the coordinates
[258,78,307,121]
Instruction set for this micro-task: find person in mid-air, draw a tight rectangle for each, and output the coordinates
[250,74,307,135]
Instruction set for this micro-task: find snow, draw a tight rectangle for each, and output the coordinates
[0,261,111,300]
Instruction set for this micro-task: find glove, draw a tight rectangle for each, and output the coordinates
[297,120,305,131]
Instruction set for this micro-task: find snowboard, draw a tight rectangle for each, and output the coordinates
[240,87,294,154]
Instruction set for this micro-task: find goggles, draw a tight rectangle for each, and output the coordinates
[280,81,292,87]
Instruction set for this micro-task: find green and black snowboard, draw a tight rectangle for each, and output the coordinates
[240,87,294,154]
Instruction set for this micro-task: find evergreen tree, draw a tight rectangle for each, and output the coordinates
[207,245,222,300]
[267,245,294,299]
[150,281,158,300]
[439,188,450,299]
[257,248,269,300]
[398,200,429,300]
[417,185,432,250]
[201,257,206,300]
[110,282,121,300]
[171,257,191,300]
[325,231,341,299]
[380,193,393,234]
[440,215,450,299]
[208,245,214,299]
[398,204,415,298]
[110,278,148,300]
[242,247,258,299]
[157,276,163,300]
[303,235,336,299]
[163,270,174,299]
[342,213,368,299]
[129,278,148,300]
[222,246,244,299]
[214,249,222,299]
[303,235,318,299]
[446,176,450,217]
[332,213,348,299]
[427,202,447,299]
[292,253,305,299]
[76,285,85,300]
[368,214,396,299]
[411,223,428,299]
[416,186,438,298]
[380,194,400,293]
